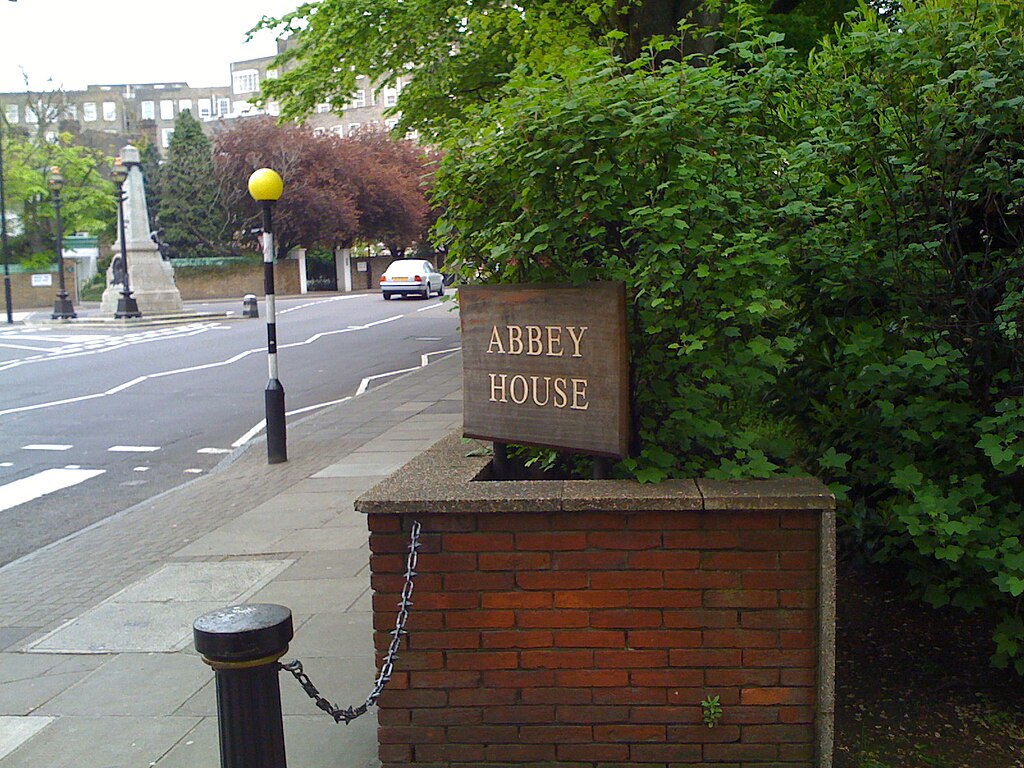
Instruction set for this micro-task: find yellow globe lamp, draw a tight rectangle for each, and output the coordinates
[248,168,284,202]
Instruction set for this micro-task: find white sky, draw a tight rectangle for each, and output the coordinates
[0,0,301,93]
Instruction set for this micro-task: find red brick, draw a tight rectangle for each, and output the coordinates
[705,668,779,687]
[443,532,513,552]
[741,570,813,589]
[517,571,587,590]
[589,531,662,550]
[446,610,514,629]
[781,551,818,570]
[448,724,518,743]
[447,651,518,670]
[629,550,700,569]
[666,686,705,706]
[702,742,778,760]
[629,743,703,761]
[481,591,552,609]
[519,725,592,743]
[743,648,816,668]
[631,590,702,608]
[521,649,593,669]
[594,723,666,742]
[517,531,587,550]
[411,707,482,725]
[594,649,667,668]
[705,590,779,609]
[554,629,626,648]
[409,631,479,650]
[663,530,740,549]
[741,610,814,630]
[738,530,817,550]
[482,630,553,648]
[421,514,477,532]
[448,688,517,706]
[555,551,627,570]
[664,570,740,589]
[523,686,592,705]
[668,724,742,742]
[413,592,479,610]
[593,686,666,704]
[743,723,815,743]
[780,668,816,686]
[410,671,480,688]
[556,743,630,761]
[370,533,415,554]
[664,609,738,629]
[368,553,404,573]
[392,651,443,670]
[670,648,743,667]
[556,669,628,687]
[373,573,442,592]
[726,704,782,724]
[378,725,444,743]
[702,551,779,570]
[478,552,550,571]
[703,629,778,648]
[377,709,410,725]
[707,510,778,529]
[631,668,703,687]
[628,704,698,724]
[780,742,816,760]
[629,629,701,648]
[376,743,411,762]
[568,512,625,530]
[479,513,552,532]
[556,590,630,609]
[781,590,816,608]
[368,514,401,532]
[779,705,816,723]
[741,686,815,705]
[484,669,557,688]
[556,704,629,723]
[590,570,663,589]
[417,552,478,572]
[780,629,816,649]
[376,687,446,709]
[481,705,555,723]
[483,744,557,761]
[518,609,589,628]
[590,609,662,628]
[414,744,485,762]
[629,510,701,530]
[443,572,515,591]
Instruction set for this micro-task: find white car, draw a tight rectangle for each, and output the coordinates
[380,259,445,300]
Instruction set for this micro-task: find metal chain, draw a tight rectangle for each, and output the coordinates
[279,519,422,724]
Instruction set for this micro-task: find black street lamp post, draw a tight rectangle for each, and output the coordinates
[48,166,76,319]
[111,157,141,319]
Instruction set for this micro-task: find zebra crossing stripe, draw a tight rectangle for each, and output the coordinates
[0,468,105,513]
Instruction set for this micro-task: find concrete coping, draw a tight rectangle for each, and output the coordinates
[355,430,835,515]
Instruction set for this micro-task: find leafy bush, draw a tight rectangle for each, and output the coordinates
[435,37,803,482]
[778,2,1024,673]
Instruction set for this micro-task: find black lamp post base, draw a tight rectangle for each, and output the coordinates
[115,292,142,319]
[51,292,76,320]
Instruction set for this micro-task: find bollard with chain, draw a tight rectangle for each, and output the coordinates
[192,520,421,767]
[193,604,294,768]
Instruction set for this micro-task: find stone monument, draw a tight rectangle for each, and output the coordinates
[100,145,183,315]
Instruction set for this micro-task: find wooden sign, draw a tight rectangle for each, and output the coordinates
[460,282,629,458]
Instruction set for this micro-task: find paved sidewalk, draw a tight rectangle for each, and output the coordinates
[0,350,464,768]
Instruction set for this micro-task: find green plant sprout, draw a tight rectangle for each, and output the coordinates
[701,695,723,728]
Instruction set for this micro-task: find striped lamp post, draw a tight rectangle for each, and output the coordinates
[248,168,287,464]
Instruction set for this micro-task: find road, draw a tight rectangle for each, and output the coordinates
[0,293,461,566]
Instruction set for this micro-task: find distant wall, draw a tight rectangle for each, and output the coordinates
[172,259,301,300]
[6,266,79,311]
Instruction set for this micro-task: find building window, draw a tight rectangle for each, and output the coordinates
[384,117,399,130]
[160,100,174,120]
[178,99,192,115]
[4,104,17,123]
[141,100,155,119]
[267,69,279,79]
[198,98,211,118]
[382,87,398,107]
[232,69,259,94]
[25,105,38,123]
[347,122,361,136]
[316,102,331,113]
[161,128,173,148]
[64,103,77,120]
[83,102,97,122]
[351,89,367,109]
[103,102,116,121]
[217,97,230,116]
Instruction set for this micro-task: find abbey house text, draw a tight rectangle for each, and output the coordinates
[460,283,629,458]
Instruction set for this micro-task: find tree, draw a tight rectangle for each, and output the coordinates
[1,124,113,263]
[156,110,226,258]
[251,0,858,137]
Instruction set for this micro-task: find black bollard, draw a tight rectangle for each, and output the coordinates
[194,604,294,768]
[242,293,259,318]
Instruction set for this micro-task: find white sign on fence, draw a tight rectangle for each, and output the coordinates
[31,274,53,287]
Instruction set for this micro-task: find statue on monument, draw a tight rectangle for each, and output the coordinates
[100,145,184,316]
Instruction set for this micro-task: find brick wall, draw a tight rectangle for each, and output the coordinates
[173,260,300,300]
[367,503,825,767]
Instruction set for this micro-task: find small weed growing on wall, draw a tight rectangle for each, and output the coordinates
[701,695,722,728]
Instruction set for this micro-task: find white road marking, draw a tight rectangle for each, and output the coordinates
[197,447,232,454]
[417,302,446,312]
[133,467,150,472]
[0,468,105,513]
[22,444,73,451]
[108,445,160,452]
[0,462,13,468]
[184,468,203,474]
[63,465,81,470]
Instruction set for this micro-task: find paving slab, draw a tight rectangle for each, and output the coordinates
[0,716,54,761]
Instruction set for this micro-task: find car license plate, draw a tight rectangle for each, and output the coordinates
[392,276,408,281]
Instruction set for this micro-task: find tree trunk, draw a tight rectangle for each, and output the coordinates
[620,0,723,63]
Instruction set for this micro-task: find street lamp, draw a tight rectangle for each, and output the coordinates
[111,157,141,319]
[248,167,287,464]
[0,110,12,323]
[48,166,76,319]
